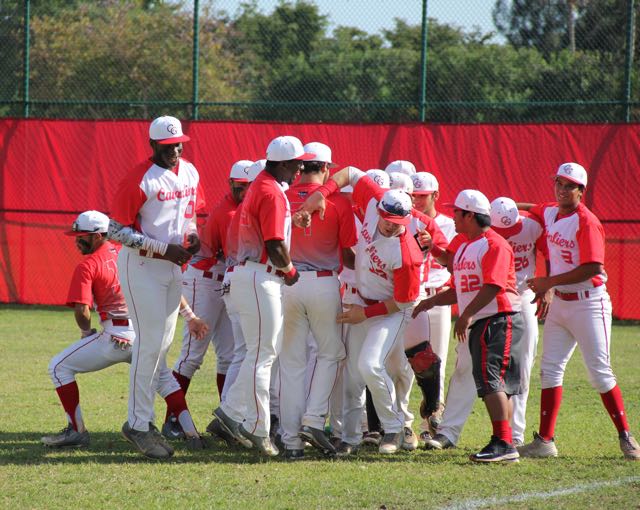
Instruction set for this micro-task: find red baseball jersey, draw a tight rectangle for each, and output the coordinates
[286,182,357,271]
[226,170,291,265]
[352,175,423,304]
[66,241,129,320]
[407,209,449,284]
[110,158,204,245]
[530,202,606,292]
[451,228,521,321]
[193,193,239,271]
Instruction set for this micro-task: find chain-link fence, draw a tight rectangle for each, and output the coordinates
[0,0,638,122]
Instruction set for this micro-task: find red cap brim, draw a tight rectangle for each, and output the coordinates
[295,152,316,161]
[64,230,98,236]
[230,178,250,183]
[378,209,411,225]
[156,134,191,145]
[412,190,436,195]
[553,173,586,187]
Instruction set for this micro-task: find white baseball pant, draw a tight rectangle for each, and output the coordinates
[49,322,180,395]
[511,288,539,443]
[118,248,183,432]
[174,265,234,378]
[280,272,345,449]
[540,288,615,393]
[341,309,409,445]
[220,287,245,405]
[219,261,284,437]
[436,292,538,445]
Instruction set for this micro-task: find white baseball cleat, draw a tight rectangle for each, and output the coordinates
[619,431,640,460]
[402,427,419,451]
[517,432,558,458]
[239,425,279,457]
[424,433,455,450]
[41,425,90,448]
[379,432,402,454]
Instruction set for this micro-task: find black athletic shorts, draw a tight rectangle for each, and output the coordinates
[468,311,523,398]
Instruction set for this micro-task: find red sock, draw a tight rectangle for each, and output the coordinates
[55,381,80,431]
[216,373,226,400]
[172,370,191,394]
[539,386,563,440]
[492,420,512,444]
[600,385,629,433]
[165,390,189,418]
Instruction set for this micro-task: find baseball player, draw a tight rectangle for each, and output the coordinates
[410,172,456,441]
[518,163,639,460]
[107,115,205,459]
[210,136,314,457]
[414,190,524,463]
[279,142,357,459]
[41,211,207,456]
[301,167,425,456]
[163,159,253,439]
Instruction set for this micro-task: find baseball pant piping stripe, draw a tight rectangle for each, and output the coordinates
[479,319,490,389]
[176,277,197,375]
[125,251,143,430]
[380,313,408,419]
[600,298,610,365]
[499,315,513,382]
[249,271,262,435]
[306,358,318,401]
[52,333,104,387]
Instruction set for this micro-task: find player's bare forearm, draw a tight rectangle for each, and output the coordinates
[328,167,351,189]
[412,288,456,318]
[460,284,501,320]
[341,247,356,270]
[527,262,603,294]
[74,303,92,335]
[265,239,291,268]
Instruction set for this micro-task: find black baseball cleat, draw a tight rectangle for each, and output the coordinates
[207,417,238,447]
[282,448,305,461]
[162,415,186,440]
[299,425,337,456]
[470,436,519,463]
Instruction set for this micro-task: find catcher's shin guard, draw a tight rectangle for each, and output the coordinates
[405,341,441,418]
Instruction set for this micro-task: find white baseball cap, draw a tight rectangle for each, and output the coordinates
[389,172,414,193]
[266,136,316,162]
[149,116,190,144]
[451,189,491,216]
[411,172,439,194]
[366,169,390,189]
[303,142,337,168]
[490,197,521,228]
[377,189,413,225]
[229,160,254,182]
[385,160,416,176]
[247,159,266,182]
[65,210,110,236]
[556,162,587,187]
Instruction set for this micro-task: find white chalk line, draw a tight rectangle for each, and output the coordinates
[441,475,640,510]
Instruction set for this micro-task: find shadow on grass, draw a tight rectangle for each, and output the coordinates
[0,431,476,466]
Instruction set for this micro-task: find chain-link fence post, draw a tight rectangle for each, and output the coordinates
[419,0,428,122]
[23,0,31,118]
[192,0,200,120]
[624,0,636,122]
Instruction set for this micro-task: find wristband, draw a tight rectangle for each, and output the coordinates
[430,244,445,258]
[317,179,339,198]
[364,302,388,318]
[179,304,197,322]
[277,262,297,279]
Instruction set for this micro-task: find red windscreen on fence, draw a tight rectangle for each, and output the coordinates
[1,119,639,318]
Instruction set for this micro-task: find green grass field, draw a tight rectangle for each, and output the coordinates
[1,304,638,509]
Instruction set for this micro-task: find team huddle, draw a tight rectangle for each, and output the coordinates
[42,116,640,463]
